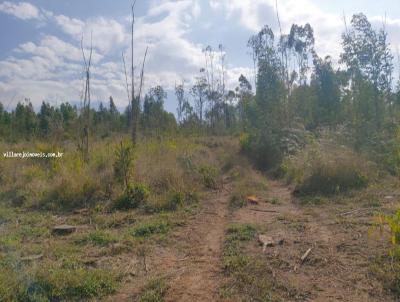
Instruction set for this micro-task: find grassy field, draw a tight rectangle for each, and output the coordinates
[1,135,400,301]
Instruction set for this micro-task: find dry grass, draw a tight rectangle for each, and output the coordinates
[280,138,379,197]
[0,135,237,301]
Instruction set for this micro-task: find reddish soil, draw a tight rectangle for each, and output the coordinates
[108,177,396,302]
[233,180,395,302]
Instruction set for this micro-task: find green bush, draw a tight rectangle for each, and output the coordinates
[295,161,368,196]
[113,183,150,210]
[164,191,184,211]
[114,141,135,189]
[41,178,105,210]
[197,165,219,189]
[240,131,283,171]
[241,126,307,171]
[229,194,247,210]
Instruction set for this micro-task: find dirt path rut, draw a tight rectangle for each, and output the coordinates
[233,180,394,302]
[163,185,230,301]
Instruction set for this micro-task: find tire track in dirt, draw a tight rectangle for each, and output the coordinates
[107,183,231,302]
[162,185,231,302]
[233,179,395,302]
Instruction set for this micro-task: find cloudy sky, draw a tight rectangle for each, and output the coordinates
[0,0,399,113]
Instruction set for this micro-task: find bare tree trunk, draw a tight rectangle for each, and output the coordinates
[131,3,137,144]
[122,1,148,143]
[81,34,93,162]
[138,47,149,103]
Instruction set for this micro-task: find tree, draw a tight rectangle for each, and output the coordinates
[175,83,185,124]
[80,34,93,162]
[191,71,208,124]
[237,74,253,127]
[38,102,54,136]
[286,24,315,86]
[109,96,120,131]
[312,55,341,127]
[142,86,176,135]
[340,13,394,129]
[13,100,37,139]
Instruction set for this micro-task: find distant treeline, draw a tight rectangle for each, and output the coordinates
[2,13,400,173]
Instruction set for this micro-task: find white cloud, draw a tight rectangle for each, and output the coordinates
[6,0,400,113]
[0,1,42,20]
[55,15,128,54]
[54,14,85,37]
[210,0,343,61]
[210,0,271,32]
[0,0,207,109]
[0,0,247,111]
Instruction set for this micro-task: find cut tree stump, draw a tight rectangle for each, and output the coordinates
[52,225,77,235]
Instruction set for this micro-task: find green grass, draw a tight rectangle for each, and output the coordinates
[0,262,117,302]
[226,224,257,242]
[138,278,169,302]
[371,254,400,298]
[74,230,118,246]
[229,194,247,210]
[221,224,276,301]
[130,220,170,238]
[197,165,220,189]
[0,136,238,301]
[144,191,199,213]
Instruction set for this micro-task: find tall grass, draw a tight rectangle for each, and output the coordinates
[280,139,376,197]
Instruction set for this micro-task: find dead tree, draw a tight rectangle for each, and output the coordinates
[131,2,137,144]
[80,33,93,162]
[122,1,148,145]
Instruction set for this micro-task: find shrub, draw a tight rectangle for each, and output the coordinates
[229,194,247,210]
[40,174,106,210]
[113,183,150,210]
[280,140,373,197]
[197,165,219,189]
[114,141,135,189]
[295,160,368,196]
[241,127,307,171]
[240,131,283,171]
[371,210,400,298]
[164,191,184,211]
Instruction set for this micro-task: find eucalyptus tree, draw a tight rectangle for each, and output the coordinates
[340,13,394,129]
